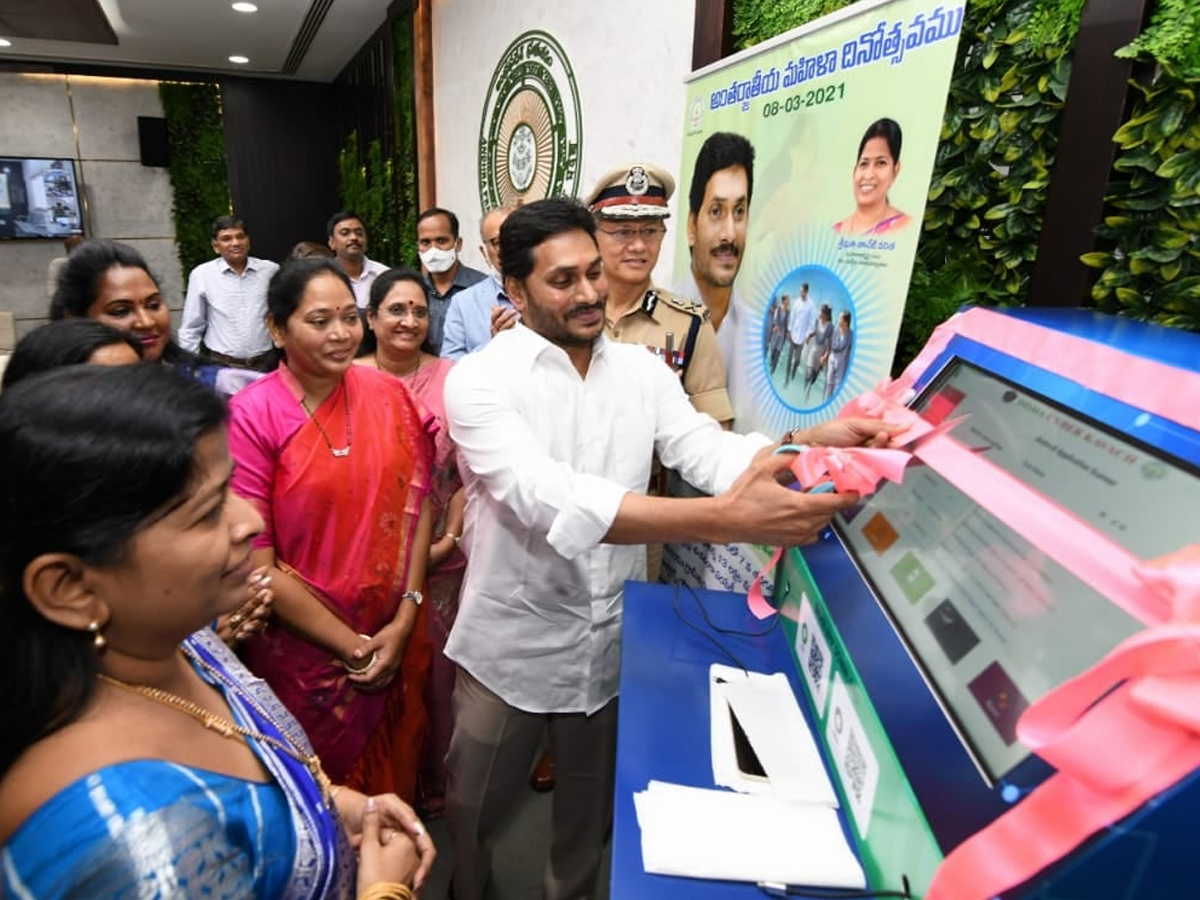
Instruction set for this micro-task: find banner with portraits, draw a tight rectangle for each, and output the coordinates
[663,0,964,592]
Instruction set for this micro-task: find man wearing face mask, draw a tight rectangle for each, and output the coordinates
[440,206,518,361]
[417,207,487,354]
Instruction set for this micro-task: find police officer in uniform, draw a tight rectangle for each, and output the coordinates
[584,163,734,426]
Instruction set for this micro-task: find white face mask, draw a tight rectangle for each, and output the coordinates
[420,247,457,274]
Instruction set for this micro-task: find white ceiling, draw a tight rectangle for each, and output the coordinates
[0,0,393,82]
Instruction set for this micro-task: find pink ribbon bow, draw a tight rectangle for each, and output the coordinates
[743,377,952,618]
[838,375,917,422]
[927,546,1200,900]
[787,444,913,496]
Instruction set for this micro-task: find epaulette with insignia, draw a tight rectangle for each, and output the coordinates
[658,289,709,321]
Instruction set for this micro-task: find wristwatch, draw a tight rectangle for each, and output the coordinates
[401,590,424,607]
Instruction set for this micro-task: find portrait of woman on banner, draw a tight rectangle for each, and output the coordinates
[834,117,912,237]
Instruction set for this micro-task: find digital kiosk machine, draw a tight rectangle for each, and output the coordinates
[614,306,1200,899]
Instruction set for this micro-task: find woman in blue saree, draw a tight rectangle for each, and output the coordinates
[0,365,434,899]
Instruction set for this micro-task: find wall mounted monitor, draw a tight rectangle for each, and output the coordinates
[834,357,1200,781]
[0,158,85,240]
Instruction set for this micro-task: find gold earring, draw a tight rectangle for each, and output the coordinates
[88,620,107,651]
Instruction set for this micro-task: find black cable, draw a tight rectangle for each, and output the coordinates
[670,582,781,673]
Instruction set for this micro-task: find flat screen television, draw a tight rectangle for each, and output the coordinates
[0,157,85,240]
[834,357,1200,781]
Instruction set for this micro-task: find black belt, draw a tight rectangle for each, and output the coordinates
[201,345,277,371]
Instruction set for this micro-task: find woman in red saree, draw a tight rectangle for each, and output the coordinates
[228,258,435,800]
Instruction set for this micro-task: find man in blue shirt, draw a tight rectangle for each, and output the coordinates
[440,206,516,360]
[179,215,278,370]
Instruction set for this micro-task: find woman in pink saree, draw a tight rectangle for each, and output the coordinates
[356,268,465,815]
[228,258,435,801]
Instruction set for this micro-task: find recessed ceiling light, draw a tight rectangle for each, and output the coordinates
[231,2,258,12]
[229,55,250,64]
[0,38,12,48]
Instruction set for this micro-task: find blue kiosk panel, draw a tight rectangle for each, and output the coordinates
[783,308,1200,897]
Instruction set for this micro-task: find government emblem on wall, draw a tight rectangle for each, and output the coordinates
[478,30,583,209]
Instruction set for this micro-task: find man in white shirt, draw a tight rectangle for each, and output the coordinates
[785,281,816,386]
[179,215,278,370]
[443,198,890,900]
[326,210,389,311]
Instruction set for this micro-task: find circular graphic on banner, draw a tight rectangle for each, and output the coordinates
[479,30,583,210]
[761,264,856,413]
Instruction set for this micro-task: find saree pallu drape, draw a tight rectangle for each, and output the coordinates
[237,365,434,793]
[1,629,354,900]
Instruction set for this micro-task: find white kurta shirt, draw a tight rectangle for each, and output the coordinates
[444,324,770,714]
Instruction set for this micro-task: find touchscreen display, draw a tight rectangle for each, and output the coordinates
[835,359,1200,780]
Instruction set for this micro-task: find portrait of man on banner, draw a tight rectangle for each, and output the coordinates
[674,131,757,429]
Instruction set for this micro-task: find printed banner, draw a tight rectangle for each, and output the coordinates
[663,0,964,592]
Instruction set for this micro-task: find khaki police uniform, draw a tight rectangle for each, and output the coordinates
[587,161,735,579]
[605,287,734,424]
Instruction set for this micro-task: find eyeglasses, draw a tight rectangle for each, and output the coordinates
[379,304,429,320]
[596,225,667,244]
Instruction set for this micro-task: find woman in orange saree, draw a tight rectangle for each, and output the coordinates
[228,258,435,800]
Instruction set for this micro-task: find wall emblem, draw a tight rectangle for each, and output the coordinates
[478,30,583,209]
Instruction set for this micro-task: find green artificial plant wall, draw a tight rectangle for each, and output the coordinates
[338,131,400,266]
[899,0,1081,367]
[1083,4,1200,331]
[393,14,419,268]
[158,82,232,278]
[1117,0,1200,79]
[334,14,419,269]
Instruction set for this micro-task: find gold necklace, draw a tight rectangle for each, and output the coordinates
[97,653,333,804]
[299,383,351,458]
[375,349,421,381]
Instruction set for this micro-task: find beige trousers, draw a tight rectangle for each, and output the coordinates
[446,667,618,900]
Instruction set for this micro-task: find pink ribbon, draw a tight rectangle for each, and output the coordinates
[745,437,926,619]
[789,445,914,496]
[911,429,1166,627]
[839,376,918,421]
[744,380,969,618]
[926,547,1200,900]
[897,308,1200,430]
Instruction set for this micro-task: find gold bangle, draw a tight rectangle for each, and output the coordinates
[343,634,378,673]
[359,883,414,900]
[445,532,460,545]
